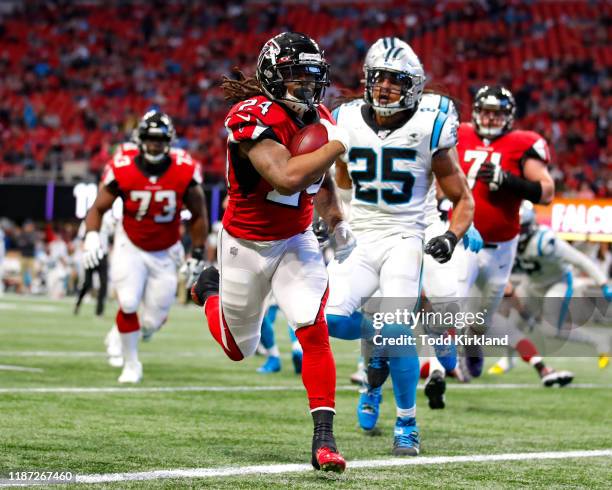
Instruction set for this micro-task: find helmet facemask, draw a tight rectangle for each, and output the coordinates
[362,37,426,117]
[256,33,330,118]
[472,87,516,139]
[365,68,423,117]
[135,111,175,165]
[141,136,171,164]
[273,63,329,116]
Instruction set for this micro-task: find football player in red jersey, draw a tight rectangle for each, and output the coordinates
[83,111,208,383]
[191,32,353,472]
[455,86,555,377]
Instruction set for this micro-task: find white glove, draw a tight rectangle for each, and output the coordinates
[181,257,206,289]
[83,231,104,269]
[320,119,350,161]
[331,221,356,263]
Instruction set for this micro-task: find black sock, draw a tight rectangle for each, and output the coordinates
[534,361,546,375]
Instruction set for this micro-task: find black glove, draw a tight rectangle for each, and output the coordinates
[477,162,544,201]
[424,231,458,264]
[476,162,505,190]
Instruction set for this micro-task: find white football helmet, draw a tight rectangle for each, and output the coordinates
[363,37,426,116]
[519,201,537,237]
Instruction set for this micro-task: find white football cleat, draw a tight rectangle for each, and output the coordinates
[105,325,123,368]
[541,368,574,387]
[350,364,367,385]
[118,361,143,384]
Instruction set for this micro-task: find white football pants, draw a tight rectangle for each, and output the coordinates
[217,227,328,357]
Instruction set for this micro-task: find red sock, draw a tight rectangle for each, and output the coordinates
[116,310,140,333]
[296,320,336,411]
[516,338,539,363]
[203,295,243,361]
[420,360,430,379]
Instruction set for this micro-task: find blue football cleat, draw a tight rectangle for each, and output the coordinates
[256,356,281,374]
[291,349,303,374]
[392,417,420,456]
[357,386,382,431]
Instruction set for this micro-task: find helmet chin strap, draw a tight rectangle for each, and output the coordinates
[476,125,504,138]
[142,147,168,164]
[371,104,408,117]
[282,90,314,117]
[140,145,170,165]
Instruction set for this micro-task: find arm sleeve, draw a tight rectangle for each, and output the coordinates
[553,238,608,285]
[432,99,459,154]
[522,135,551,166]
[225,111,279,144]
[190,161,203,186]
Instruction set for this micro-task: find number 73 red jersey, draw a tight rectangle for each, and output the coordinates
[223,95,334,241]
[457,122,551,243]
[102,143,202,251]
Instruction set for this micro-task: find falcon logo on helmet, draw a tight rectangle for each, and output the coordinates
[256,32,330,117]
[134,110,176,164]
[472,86,516,139]
[363,37,426,117]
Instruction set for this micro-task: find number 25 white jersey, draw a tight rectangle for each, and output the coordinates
[333,93,458,241]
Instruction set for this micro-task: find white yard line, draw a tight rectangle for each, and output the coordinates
[0,351,203,357]
[0,365,43,373]
[0,383,610,394]
[56,449,612,484]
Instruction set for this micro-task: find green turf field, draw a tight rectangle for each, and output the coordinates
[1,294,611,488]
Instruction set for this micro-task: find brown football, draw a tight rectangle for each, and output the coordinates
[288,122,329,156]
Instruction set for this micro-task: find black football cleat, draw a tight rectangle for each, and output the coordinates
[190,266,220,307]
[424,370,446,410]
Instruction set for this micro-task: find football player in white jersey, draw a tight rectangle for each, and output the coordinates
[326,37,474,455]
[488,202,612,372]
[420,186,483,408]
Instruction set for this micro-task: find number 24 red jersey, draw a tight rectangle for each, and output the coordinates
[457,123,551,242]
[223,95,334,241]
[102,143,202,251]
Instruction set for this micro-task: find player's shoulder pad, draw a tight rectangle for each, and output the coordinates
[169,148,203,184]
[422,94,458,152]
[535,226,556,257]
[105,143,138,184]
[510,130,551,163]
[318,103,334,123]
[331,99,364,124]
[225,95,286,143]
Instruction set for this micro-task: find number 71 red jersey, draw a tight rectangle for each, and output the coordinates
[102,143,202,251]
[222,95,334,241]
[457,122,551,243]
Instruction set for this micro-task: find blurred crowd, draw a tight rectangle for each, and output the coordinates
[0,218,81,297]
[0,215,214,300]
[0,0,610,196]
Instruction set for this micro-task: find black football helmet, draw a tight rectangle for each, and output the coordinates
[134,110,176,164]
[472,86,516,139]
[256,32,330,116]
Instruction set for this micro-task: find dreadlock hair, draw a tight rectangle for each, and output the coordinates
[221,68,265,103]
